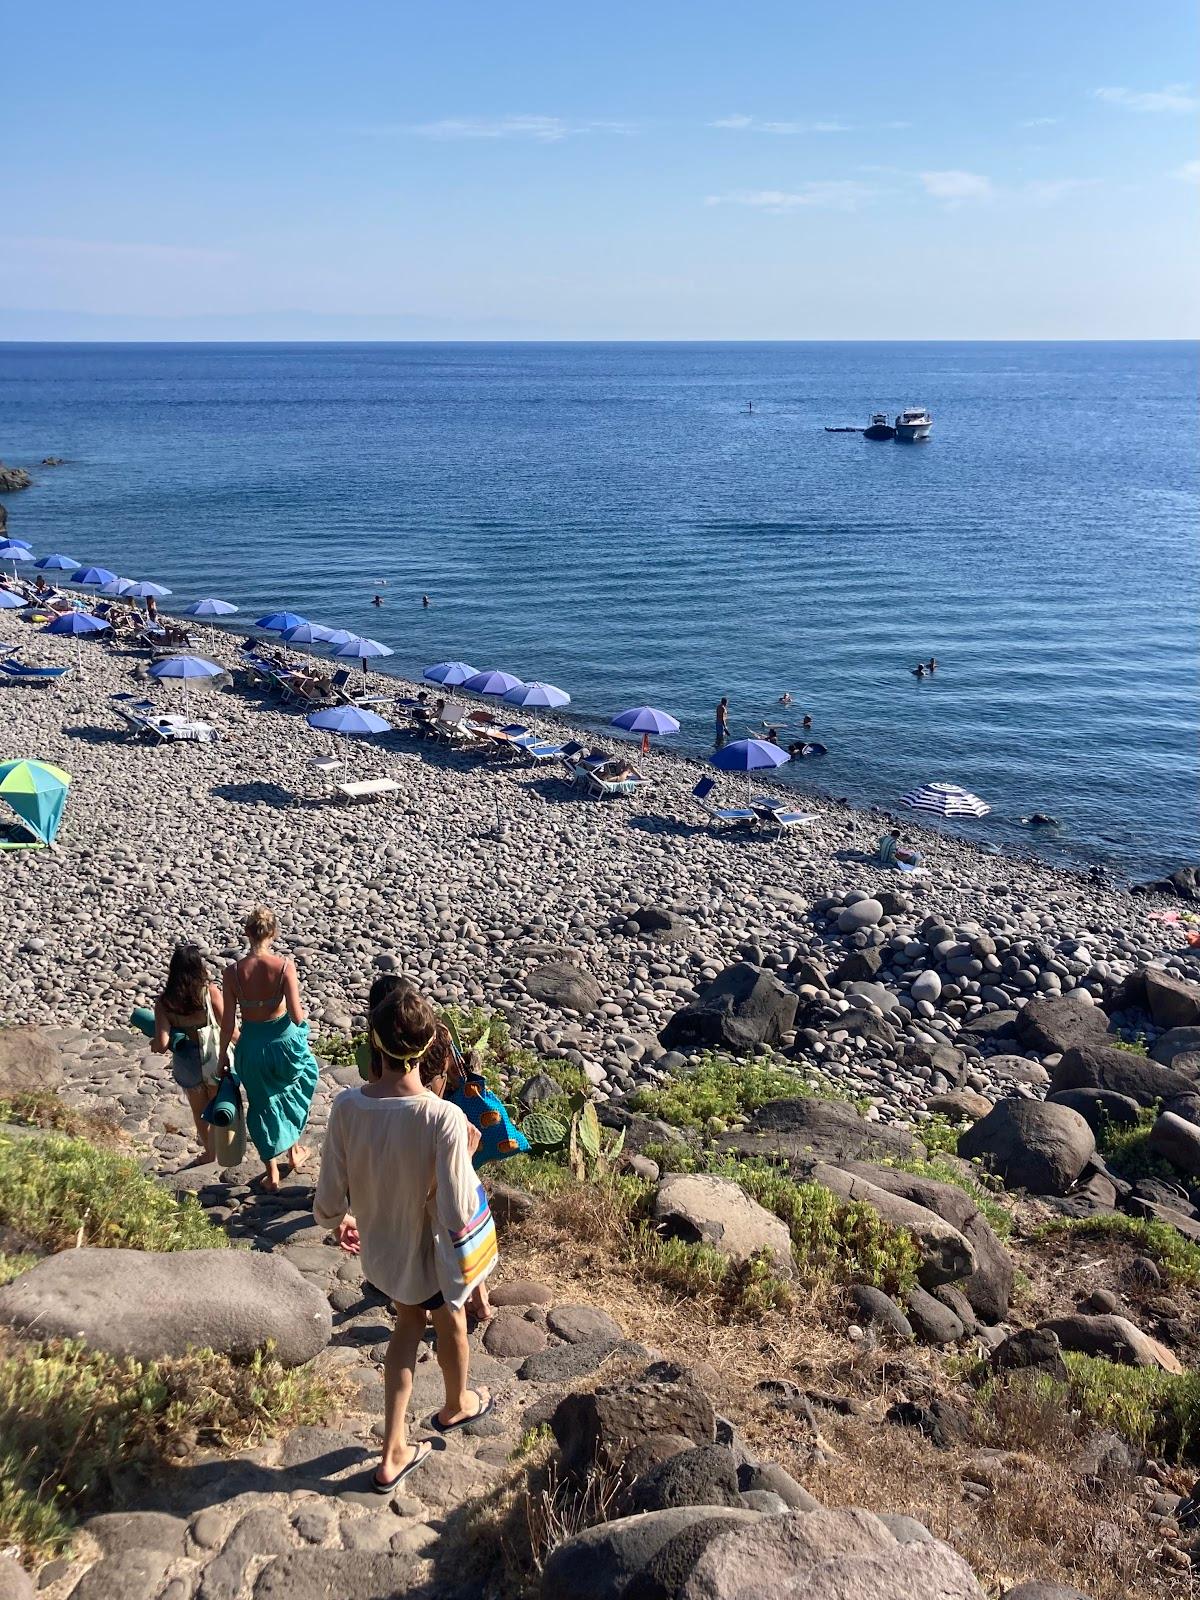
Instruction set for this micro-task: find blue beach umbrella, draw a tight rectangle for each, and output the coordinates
[710,737,791,802]
[282,622,338,645]
[34,553,78,571]
[323,628,360,650]
[0,589,25,609]
[612,705,680,736]
[42,611,109,637]
[126,581,172,599]
[42,608,110,672]
[184,597,239,618]
[149,653,225,718]
[0,545,34,581]
[334,636,394,674]
[464,669,524,697]
[504,680,570,709]
[256,610,308,632]
[71,566,118,588]
[0,538,32,551]
[423,661,478,687]
[99,577,138,596]
[306,704,393,736]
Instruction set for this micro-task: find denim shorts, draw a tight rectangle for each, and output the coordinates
[171,1040,219,1092]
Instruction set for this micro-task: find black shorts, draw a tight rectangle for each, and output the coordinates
[420,1291,445,1312]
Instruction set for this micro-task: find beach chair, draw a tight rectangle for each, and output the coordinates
[335,776,400,804]
[0,658,70,684]
[330,669,394,709]
[582,764,650,799]
[751,795,819,835]
[115,706,218,744]
[514,738,567,764]
[692,777,757,830]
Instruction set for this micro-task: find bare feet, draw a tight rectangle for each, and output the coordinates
[289,1144,309,1173]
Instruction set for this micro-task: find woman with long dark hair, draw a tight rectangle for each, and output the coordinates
[152,944,226,1162]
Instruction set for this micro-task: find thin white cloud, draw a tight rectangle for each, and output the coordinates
[1094,84,1198,113]
[919,169,993,202]
[882,120,912,130]
[705,183,872,213]
[7,235,233,264]
[710,114,851,134]
[407,115,631,142]
[1022,178,1099,205]
[1019,115,1063,128]
[1177,159,1200,183]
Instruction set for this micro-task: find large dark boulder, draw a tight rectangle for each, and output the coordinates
[990,1327,1068,1382]
[526,961,602,1015]
[957,1100,1094,1196]
[1013,994,1108,1057]
[1046,1088,1142,1133]
[1151,1026,1200,1066]
[1039,1313,1182,1373]
[1148,1112,1200,1178]
[627,1444,742,1514]
[541,1509,763,1600]
[1144,968,1200,1030]
[839,1161,1014,1322]
[718,1096,923,1168]
[809,1164,976,1289]
[652,1174,796,1275]
[659,963,798,1055]
[550,1362,716,1476]
[1050,1043,1195,1108]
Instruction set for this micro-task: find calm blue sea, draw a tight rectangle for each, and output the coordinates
[1,341,1197,877]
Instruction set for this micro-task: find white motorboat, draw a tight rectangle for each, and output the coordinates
[894,406,933,441]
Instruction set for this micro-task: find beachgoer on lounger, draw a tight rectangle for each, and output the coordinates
[151,944,227,1163]
[314,985,496,1493]
[218,906,319,1191]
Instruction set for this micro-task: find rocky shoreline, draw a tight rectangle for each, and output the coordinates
[1,611,1196,1128]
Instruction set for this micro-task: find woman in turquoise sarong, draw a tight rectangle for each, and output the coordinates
[218,906,319,1190]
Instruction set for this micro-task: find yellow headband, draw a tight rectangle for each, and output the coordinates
[370,1027,433,1064]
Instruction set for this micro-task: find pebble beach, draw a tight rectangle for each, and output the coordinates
[3,609,1195,1130]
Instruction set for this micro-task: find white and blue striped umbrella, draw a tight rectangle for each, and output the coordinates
[185,597,239,617]
[901,782,990,818]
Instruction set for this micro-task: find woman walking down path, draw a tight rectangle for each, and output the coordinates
[218,906,318,1191]
[314,985,496,1493]
[151,943,226,1163]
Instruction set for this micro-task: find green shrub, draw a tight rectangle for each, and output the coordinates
[0,1253,36,1286]
[0,1132,227,1254]
[0,1338,340,1563]
[627,1054,815,1132]
[1111,1034,1150,1056]
[0,1092,122,1147]
[1036,1212,1200,1287]
[629,1228,794,1314]
[917,1115,965,1158]
[1064,1352,1200,1460]
[1094,1106,1174,1182]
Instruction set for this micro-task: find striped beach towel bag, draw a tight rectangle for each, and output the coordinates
[443,1183,499,1308]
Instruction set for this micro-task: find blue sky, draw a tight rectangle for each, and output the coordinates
[4,0,1197,338]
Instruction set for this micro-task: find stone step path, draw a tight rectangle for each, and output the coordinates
[35,1028,650,1600]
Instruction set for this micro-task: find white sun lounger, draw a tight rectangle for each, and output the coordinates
[335,777,400,803]
[751,795,818,834]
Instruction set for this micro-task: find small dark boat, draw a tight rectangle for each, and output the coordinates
[863,411,895,441]
[824,426,861,433]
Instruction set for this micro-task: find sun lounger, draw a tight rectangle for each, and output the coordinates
[692,777,757,830]
[751,795,818,833]
[0,658,70,683]
[335,777,400,804]
[580,763,649,799]
[115,706,218,743]
[330,669,395,709]
[515,739,566,763]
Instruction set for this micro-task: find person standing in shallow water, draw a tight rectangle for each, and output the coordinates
[715,696,730,748]
[315,986,495,1493]
[218,907,319,1191]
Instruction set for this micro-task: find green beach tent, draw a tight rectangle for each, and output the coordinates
[0,760,72,850]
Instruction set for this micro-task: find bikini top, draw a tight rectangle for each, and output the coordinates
[232,956,291,1019]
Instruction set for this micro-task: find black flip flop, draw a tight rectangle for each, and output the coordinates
[371,1440,431,1493]
[430,1389,493,1434]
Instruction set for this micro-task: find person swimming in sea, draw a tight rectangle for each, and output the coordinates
[778,691,792,707]
[422,594,431,608]
[802,713,813,730]
[912,663,926,678]
[927,657,937,672]
[372,594,383,607]
[765,727,780,746]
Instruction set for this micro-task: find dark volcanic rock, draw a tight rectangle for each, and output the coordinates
[550,1363,716,1476]
[957,1100,1094,1195]
[718,1096,922,1167]
[1046,1088,1142,1133]
[1014,994,1109,1057]
[660,962,798,1055]
[1144,967,1200,1030]
[1050,1043,1195,1108]
[990,1327,1069,1383]
[627,1444,742,1514]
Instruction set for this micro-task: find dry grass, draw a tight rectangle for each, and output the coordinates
[482,1180,1198,1600]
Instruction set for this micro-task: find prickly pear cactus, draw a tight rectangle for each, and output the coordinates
[521,1111,568,1149]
